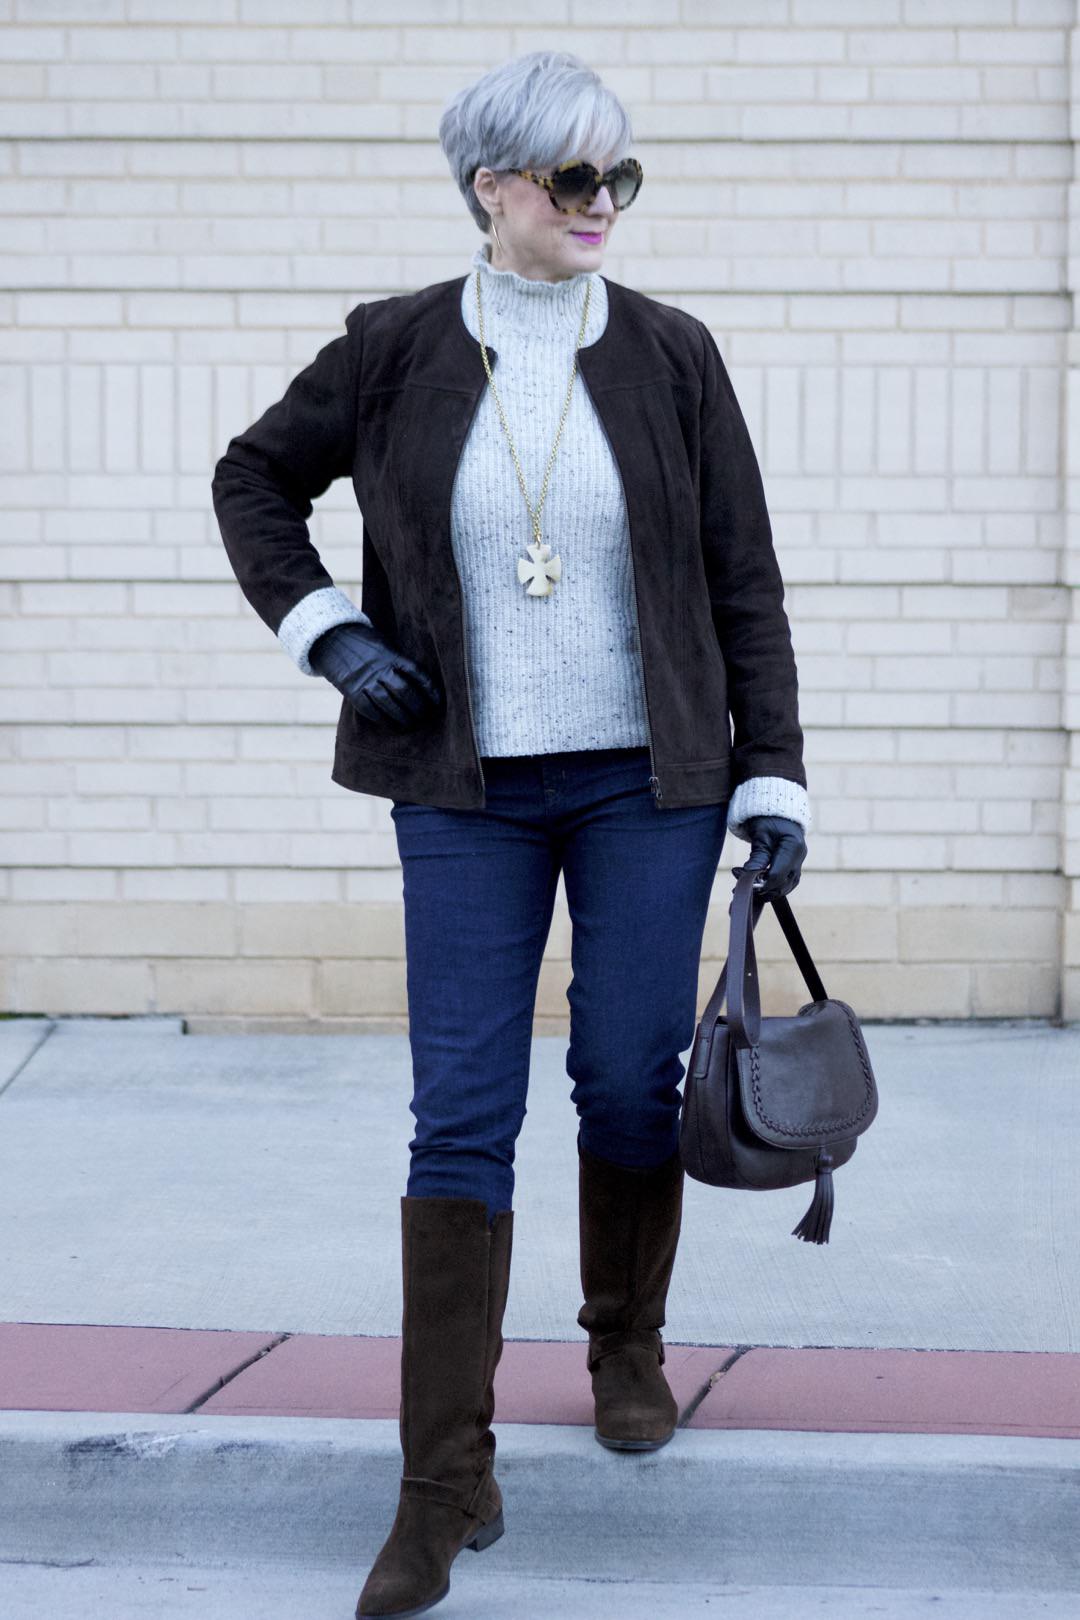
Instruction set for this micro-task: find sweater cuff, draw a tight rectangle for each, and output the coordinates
[276,586,372,676]
[726,776,812,844]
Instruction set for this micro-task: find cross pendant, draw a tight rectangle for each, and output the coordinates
[517,539,562,597]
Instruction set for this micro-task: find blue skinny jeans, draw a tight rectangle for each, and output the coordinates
[389,744,730,1225]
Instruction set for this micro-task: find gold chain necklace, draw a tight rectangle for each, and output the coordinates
[473,264,592,597]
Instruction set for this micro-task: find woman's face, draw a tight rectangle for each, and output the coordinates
[472,153,619,284]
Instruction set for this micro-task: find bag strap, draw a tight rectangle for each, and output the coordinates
[766,886,829,1008]
[689,867,830,1073]
[725,866,763,1049]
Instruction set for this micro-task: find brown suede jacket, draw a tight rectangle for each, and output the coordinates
[211,270,807,812]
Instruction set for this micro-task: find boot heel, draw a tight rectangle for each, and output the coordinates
[465,1508,504,1552]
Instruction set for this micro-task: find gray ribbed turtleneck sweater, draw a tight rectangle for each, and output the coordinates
[453,242,649,760]
[277,242,811,844]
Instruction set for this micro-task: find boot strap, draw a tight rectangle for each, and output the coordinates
[401,1470,494,1519]
[587,1327,664,1371]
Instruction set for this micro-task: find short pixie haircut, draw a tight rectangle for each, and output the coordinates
[439,50,635,235]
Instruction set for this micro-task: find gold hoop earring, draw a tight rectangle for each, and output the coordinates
[491,219,503,252]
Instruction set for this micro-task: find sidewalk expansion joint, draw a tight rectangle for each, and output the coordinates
[182,1332,292,1415]
[677,1342,755,1428]
[0,1020,57,1099]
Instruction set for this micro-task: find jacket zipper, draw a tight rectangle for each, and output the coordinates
[580,374,664,808]
[458,586,484,804]
[455,379,489,806]
[628,544,664,807]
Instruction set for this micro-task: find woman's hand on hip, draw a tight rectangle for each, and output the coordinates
[308,622,444,730]
[739,815,807,900]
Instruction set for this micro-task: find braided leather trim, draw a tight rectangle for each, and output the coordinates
[747,1000,876,1137]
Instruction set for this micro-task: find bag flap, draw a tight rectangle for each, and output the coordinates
[734,998,878,1149]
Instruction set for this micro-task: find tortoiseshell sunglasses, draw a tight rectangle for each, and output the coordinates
[506,157,643,216]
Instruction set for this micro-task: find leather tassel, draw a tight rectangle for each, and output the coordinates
[792,1149,834,1245]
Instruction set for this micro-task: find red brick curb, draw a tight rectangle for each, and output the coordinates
[1,1323,1077,1439]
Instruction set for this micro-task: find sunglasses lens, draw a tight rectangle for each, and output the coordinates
[608,160,641,209]
[551,164,598,211]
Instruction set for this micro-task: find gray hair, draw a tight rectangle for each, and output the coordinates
[438,50,635,235]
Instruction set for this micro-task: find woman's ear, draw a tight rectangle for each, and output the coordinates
[472,166,499,216]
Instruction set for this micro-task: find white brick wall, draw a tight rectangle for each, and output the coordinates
[2,6,1076,1025]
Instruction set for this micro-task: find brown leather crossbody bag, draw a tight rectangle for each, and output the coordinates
[679,865,879,1245]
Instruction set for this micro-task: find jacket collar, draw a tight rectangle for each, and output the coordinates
[411,272,654,395]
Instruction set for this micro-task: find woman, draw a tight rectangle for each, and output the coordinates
[213,50,810,1620]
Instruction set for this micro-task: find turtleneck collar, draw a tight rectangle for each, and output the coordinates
[466,241,603,341]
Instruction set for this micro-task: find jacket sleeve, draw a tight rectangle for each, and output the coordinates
[696,318,811,844]
[211,303,372,676]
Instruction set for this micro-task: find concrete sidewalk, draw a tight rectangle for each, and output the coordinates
[2,1014,1077,1348]
[0,1014,1078,1616]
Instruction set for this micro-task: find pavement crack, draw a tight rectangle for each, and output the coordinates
[0,1556,99,1569]
[677,1342,755,1427]
[182,1332,292,1414]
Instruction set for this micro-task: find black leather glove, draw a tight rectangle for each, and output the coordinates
[308,621,444,730]
[739,815,807,900]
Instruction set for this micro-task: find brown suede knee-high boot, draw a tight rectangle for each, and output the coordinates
[355,1196,513,1619]
[576,1139,684,1451]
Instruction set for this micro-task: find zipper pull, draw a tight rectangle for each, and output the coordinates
[649,774,664,805]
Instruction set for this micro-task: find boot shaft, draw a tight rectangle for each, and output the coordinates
[576,1142,684,1336]
[398,1195,513,1499]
